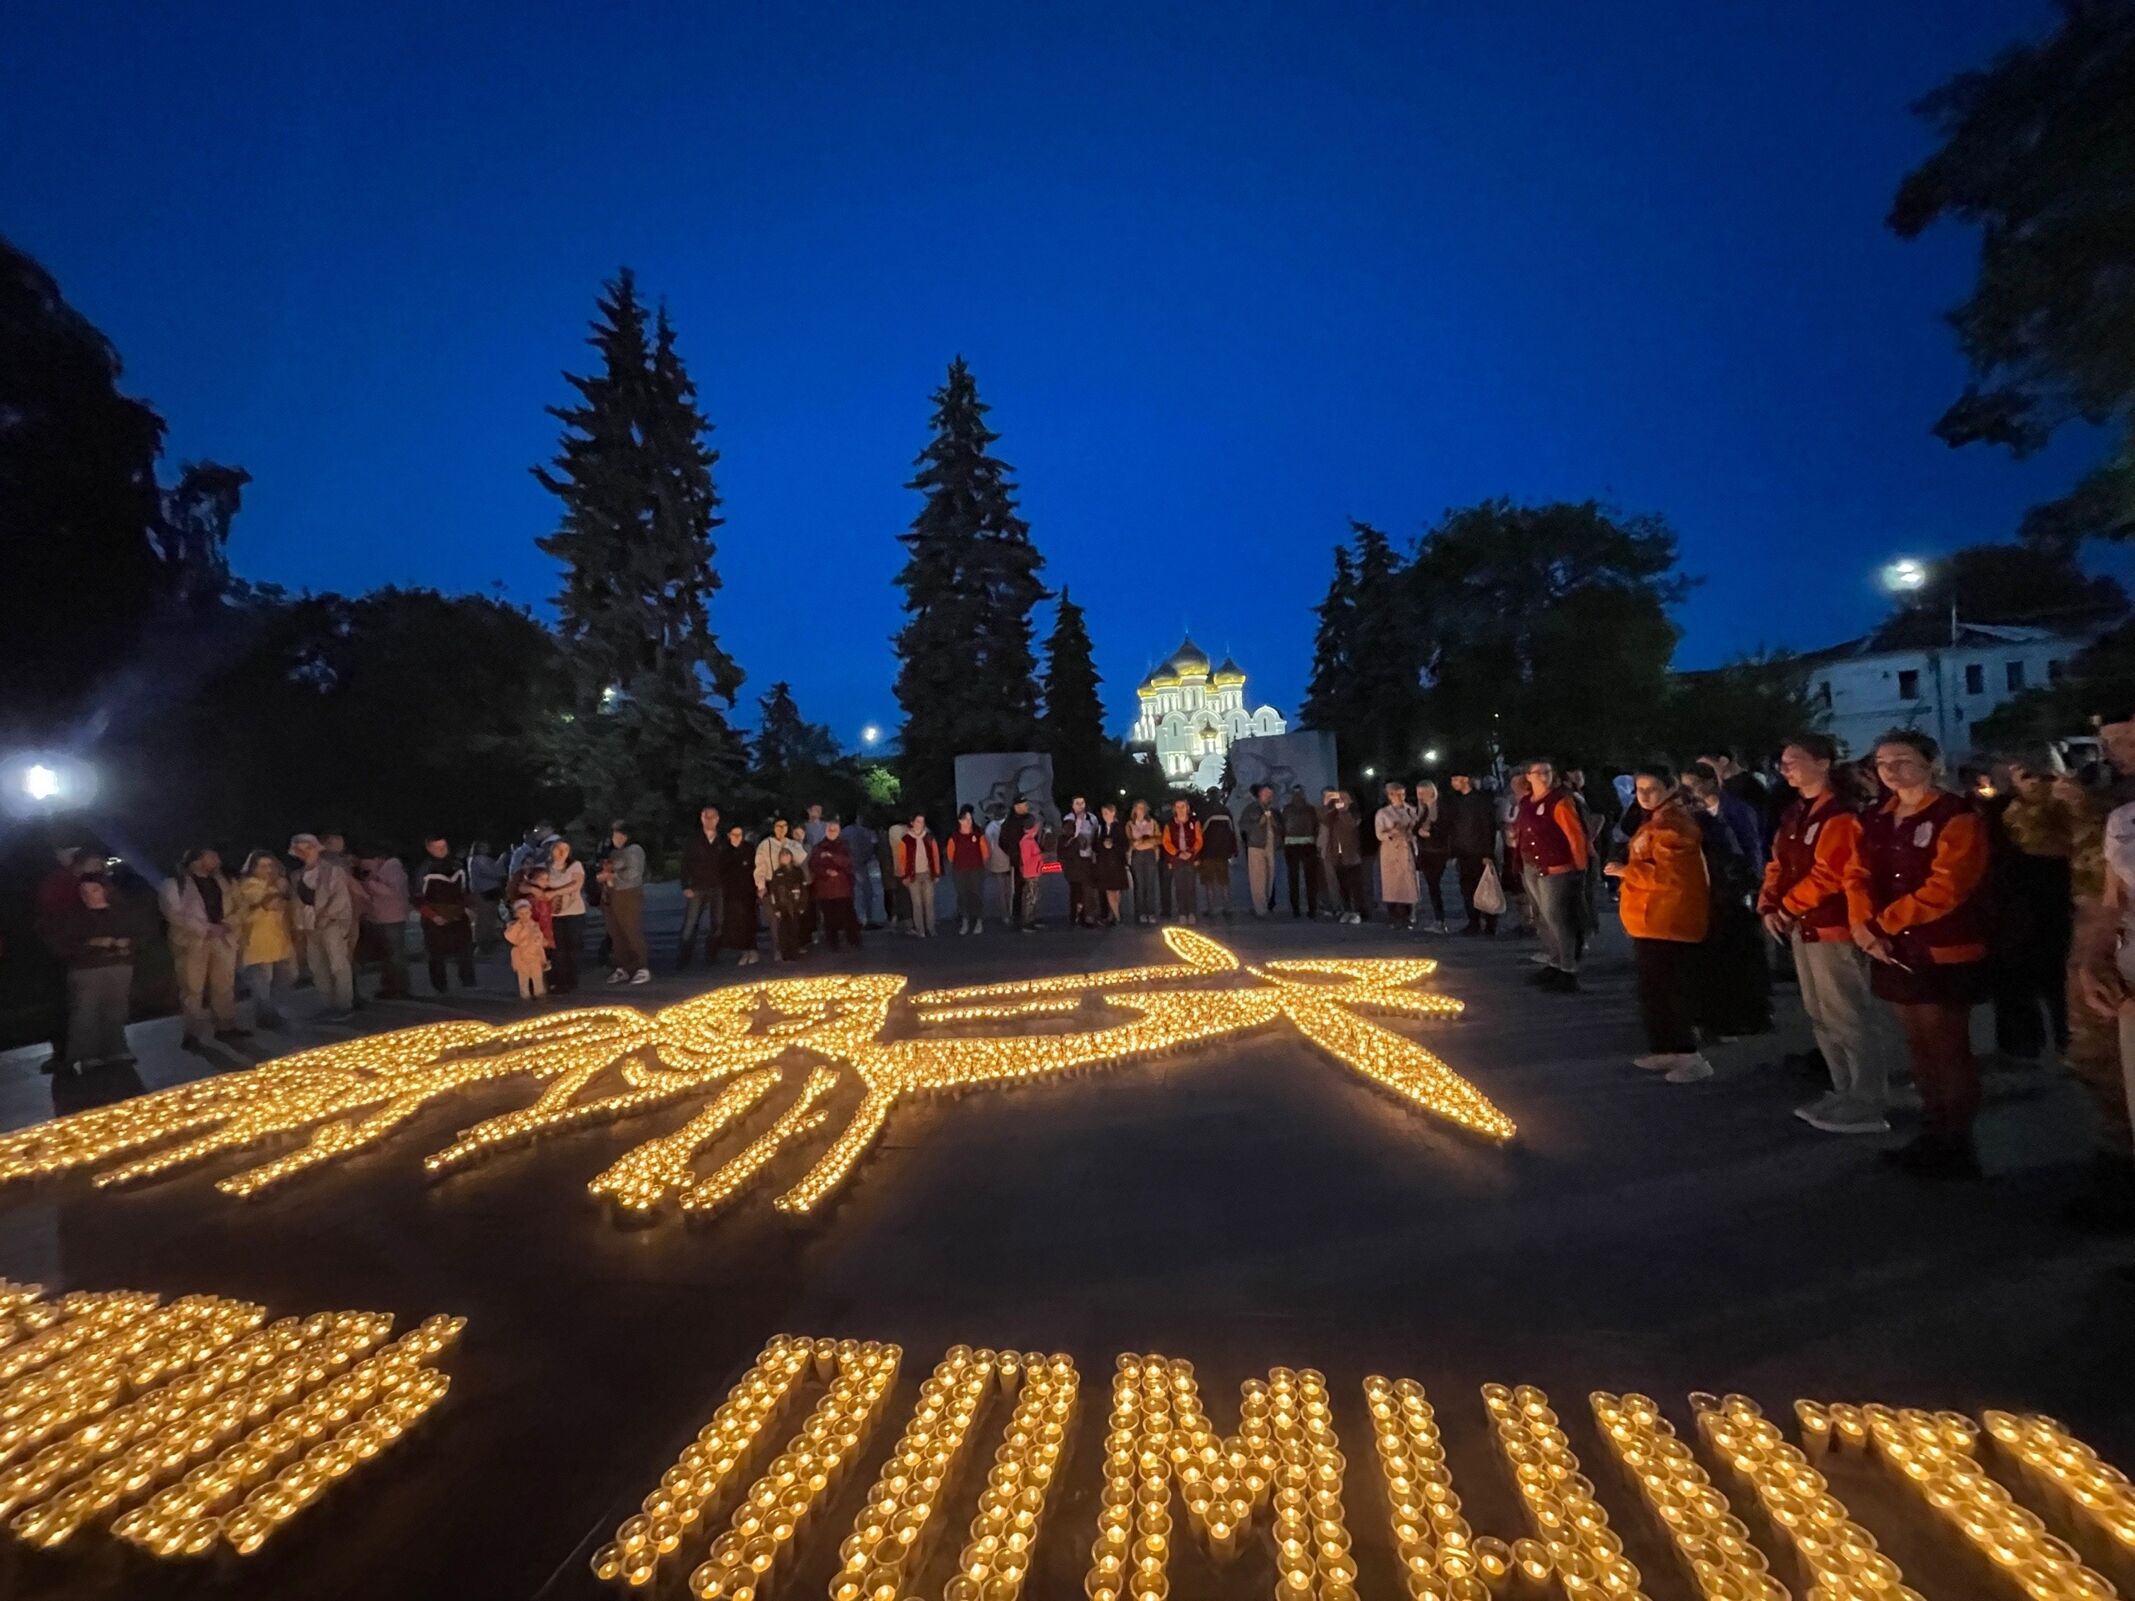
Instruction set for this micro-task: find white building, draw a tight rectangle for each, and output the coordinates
[1799,619,2088,760]
[1130,636,1287,789]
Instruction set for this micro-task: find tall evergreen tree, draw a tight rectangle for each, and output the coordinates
[535,272,745,840]
[1041,587,1106,797]
[1301,544,1358,738]
[892,357,1047,809]
[1344,521,1425,774]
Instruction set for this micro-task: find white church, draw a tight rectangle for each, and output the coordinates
[1129,635,1288,789]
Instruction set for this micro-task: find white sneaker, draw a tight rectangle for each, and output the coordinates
[630,969,651,985]
[606,969,629,984]
[1792,1092,1841,1125]
[1802,1098,1890,1135]
[974,919,985,933]
[1665,1055,1715,1084]
[1528,952,1552,965]
[1432,920,1449,935]
[1633,1053,1677,1073]
[737,951,759,966]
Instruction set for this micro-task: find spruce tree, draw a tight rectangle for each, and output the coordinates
[892,357,1047,810]
[535,272,744,841]
[1041,587,1106,798]
[1302,543,1358,738]
[1344,521,1421,774]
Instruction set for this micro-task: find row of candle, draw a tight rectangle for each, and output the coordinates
[1695,1392,1918,1598]
[1590,1390,1783,1601]
[687,1340,903,1598]
[115,1316,463,1558]
[1819,1403,2123,1601]
[834,1345,999,1600]
[1362,1375,1513,1599]
[2,1293,268,1468]
[592,1332,820,1587]
[587,1069,782,1216]
[0,1280,458,1562]
[1983,1410,2135,1563]
[685,1067,840,1217]
[1481,1381,1648,1599]
[945,1351,1079,1601]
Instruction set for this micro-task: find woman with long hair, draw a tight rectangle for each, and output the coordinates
[541,838,587,994]
[1605,764,1712,1082]
[1126,800,1162,925]
[1847,729,1992,1179]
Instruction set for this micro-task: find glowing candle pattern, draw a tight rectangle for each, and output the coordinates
[1694,1391,1915,1598]
[1363,1375,1505,1601]
[1482,1382,1649,1600]
[0,931,1504,1228]
[1983,1410,2135,1569]
[0,1278,459,1562]
[1084,1355,1350,1601]
[1589,1391,1784,1601]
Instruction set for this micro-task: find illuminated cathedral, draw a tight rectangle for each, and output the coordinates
[1129,635,1288,789]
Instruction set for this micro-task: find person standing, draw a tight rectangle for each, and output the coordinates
[1847,729,1993,1180]
[755,819,810,961]
[288,834,358,1016]
[1374,782,1420,928]
[1444,774,1499,936]
[33,846,100,1070]
[1162,798,1202,923]
[542,838,588,994]
[882,820,912,934]
[1414,781,1451,934]
[718,823,762,966]
[354,848,412,1000]
[1988,756,2075,1061]
[466,840,506,952]
[677,805,726,968]
[946,809,990,934]
[1687,766,1774,1039]
[1322,790,1365,924]
[1060,796,1099,929]
[1240,784,1282,916]
[1512,760,1590,991]
[981,812,1014,927]
[1094,801,1129,926]
[1198,802,1238,920]
[1000,798,1036,931]
[1126,800,1162,925]
[1281,787,1322,920]
[809,820,863,950]
[900,813,942,937]
[41,875,142,1070]
[845,815,882,930]
[505,899,548,999]
[415,834,479,993]
[601,821,649,985]
[160,848,246,1052]
[235,850,298,1030]
[1759,735,1892,1135]
[1605,765,1713,1082]
[802,804,829,850]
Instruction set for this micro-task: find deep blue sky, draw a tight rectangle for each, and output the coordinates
[5,1,2108,743]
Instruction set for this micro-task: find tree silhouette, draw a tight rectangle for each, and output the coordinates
[1042,587,1106,798]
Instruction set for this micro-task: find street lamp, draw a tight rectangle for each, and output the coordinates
[1422,747,1440,763]
[1362,766,1376,780]
[24,764,58,802]
[5,753,97,819]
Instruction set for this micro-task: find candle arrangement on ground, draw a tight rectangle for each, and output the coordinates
[0,930,1505,1231]
[0,1276,461,1564]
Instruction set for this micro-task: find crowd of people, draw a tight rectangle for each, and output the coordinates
[21,726,2135,1225]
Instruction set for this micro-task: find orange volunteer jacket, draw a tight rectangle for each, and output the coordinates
[1619,800,1710,944]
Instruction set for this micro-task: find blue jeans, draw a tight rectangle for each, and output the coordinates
[1129,852,1159,918]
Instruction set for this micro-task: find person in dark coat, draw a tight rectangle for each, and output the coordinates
[1093,802,1130,926]
[1442,775,1499,935]
[716,824,760,966]
[677,805,725,968]
[1198,804,1238,919]
[414,834,477,993]
[808,822,863,950]
[1686,769,1773,1039]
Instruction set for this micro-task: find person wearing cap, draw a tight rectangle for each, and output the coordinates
[288,834,358,1015]
[601,820,649,984]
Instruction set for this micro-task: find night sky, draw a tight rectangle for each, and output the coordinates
[4,1,2107,743]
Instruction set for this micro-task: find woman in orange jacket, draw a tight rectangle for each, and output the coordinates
[1161,798,1203,926]
[1845,729,1992,1180]
[1604,764,1712,1082]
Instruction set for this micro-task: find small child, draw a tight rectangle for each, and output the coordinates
[504,898,548,999]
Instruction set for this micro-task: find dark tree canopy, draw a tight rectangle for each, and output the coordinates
[0,236,175,721]
[535,272,745,839]
[1301,544,1358,740]
[1974,616,2135,749]
[1041,587,1107,799]
[891,357,1047,810]
[1890,1,2135,549]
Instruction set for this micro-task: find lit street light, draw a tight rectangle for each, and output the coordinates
[1362,766,1376,779]
[24,764,58,802]
[1422,747,1440,763]
[5,753,97,818]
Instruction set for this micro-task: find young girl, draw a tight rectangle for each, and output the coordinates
[505,898,548,999]
[1127,800,1162,924]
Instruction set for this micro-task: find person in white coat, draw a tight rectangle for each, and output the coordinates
[1375,782,1422,928]
[159,847,246,1050]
